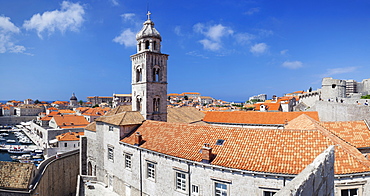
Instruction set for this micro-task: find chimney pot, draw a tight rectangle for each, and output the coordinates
[201,143,212,164]
[135,132,142,146]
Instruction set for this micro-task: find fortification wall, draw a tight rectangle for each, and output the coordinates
[31,150,79,196]
[275,146,334,196]
[0,116,36,126]
[313,101,370,121]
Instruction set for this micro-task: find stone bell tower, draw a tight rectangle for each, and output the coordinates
[131,11,169,121]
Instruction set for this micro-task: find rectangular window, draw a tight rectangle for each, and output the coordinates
[341,188,358,196]
[264,191,276,196]
[109,126,113,131]
[64,143,67,147]
[147,162,155,180]
[215,182,227,196]
[125,154,132,169]
[176,172,186,191]
[108,147,114,162]
[191,185,199,196]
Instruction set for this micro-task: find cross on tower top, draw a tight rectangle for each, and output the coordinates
[147,11,151,20]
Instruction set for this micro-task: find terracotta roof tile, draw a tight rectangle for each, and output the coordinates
[121,120,370,175]
[52,115,89,129]
[96,111,144,126]
[203,111,319,125]
[56,132,84,141]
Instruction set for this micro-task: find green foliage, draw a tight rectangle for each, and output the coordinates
[361,95,370,99]
[92,104,99,108]
[34,99,40,104]
[184,96,188,100]
[79,100,84,105]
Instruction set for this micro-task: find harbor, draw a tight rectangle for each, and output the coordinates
[0,126,44,163]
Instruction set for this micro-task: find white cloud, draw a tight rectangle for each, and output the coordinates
[282,61,303,69]
[325,67,357,75]
[193,23,233,51]
[0,16,20,33]
[23,1,85,38]
[199,39,221,51]
[280,49,288,55]
[113,29,136,47]
[111,0,119,6]
[121,13,135,22]
[244,7,260,15]
[235,33,255,45]
[0,16,27,54]
[174,26,182,36]
[250,43,268,55]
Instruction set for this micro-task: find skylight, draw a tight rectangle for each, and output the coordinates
[215,139,225,146]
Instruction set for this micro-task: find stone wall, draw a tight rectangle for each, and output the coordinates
[31,150,79,196]
[313,101,370,121]
[0,116,36,126]
[275,146,335,196]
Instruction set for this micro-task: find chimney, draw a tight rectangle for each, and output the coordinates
[134,132,142,146]
[201,143,212,164]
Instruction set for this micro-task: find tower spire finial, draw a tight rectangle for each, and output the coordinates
[147,11,151,20]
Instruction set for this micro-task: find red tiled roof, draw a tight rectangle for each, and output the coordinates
[52,115,89,129]
[203,111,319,125]
[320,121,370,149]
[56,132,84,141]
[121,120,370,175]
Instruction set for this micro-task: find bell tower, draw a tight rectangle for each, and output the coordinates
[131,11,169,121]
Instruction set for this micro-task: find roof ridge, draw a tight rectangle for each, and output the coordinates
[312,120,370,168]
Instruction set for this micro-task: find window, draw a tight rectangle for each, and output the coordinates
[153,68,160,82]
[64,143,67,147]
[124,154,132,169]
[215,182,227,196]
[108,147,114,162]
[176,172,186,192]
[145,40,150,49]
[191,185,199,196]
[264,191,276,196]
[109,126,113,131]
[147,162,155,180]
[153,98,160,113]
[341,188,358,196]
[136,68,142,82]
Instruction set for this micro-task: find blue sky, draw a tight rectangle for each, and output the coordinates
[1,0,370,102]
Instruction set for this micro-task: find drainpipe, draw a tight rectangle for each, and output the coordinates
[188,163,191,196]
[139,148,142,196]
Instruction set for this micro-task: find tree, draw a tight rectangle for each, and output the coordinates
[79,100,84,106]
[34,99,40,104]
[309,87,312,92]
[184,96,188,100]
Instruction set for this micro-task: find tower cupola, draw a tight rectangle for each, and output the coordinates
[136,11,162,53]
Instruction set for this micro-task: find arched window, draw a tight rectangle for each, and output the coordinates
[138,42,141,51]
[88,162,92,176]
[153,98,160,113]
[145,40,150,49]
[153,68,160,82]
[153,41,156,50]
[136,68,142,82]
[136,97,142,112]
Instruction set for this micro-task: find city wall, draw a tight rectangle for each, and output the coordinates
[312,101,370,122]
[31,150,79,196]
[0,116,36,126]
[275,146,334,196]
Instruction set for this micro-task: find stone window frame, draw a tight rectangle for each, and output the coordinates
[259,187,279,196]
[174,171,187,193]
[107,145,114,162]
[335,181,365,196]
[109,125,114,132]
[212,178,230,196]
[191,184,200,196]
[146,160,156,181]
[123,152,132,170]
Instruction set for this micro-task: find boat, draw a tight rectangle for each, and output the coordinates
[0,133,9,136]
[6,139,16,143]
[8,148,33,154]
[11,154,32,160]
[19,137,32,144]
[0,136,5,141]
[34,149,43,154]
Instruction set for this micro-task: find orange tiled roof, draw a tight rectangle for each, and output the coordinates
[320,121,370,149]
[203,111,319,125]
[47,107,58,110]
[52,115,89,129]
[56,132,84,141]
[121,120,370,175]
[58,109,76,114]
